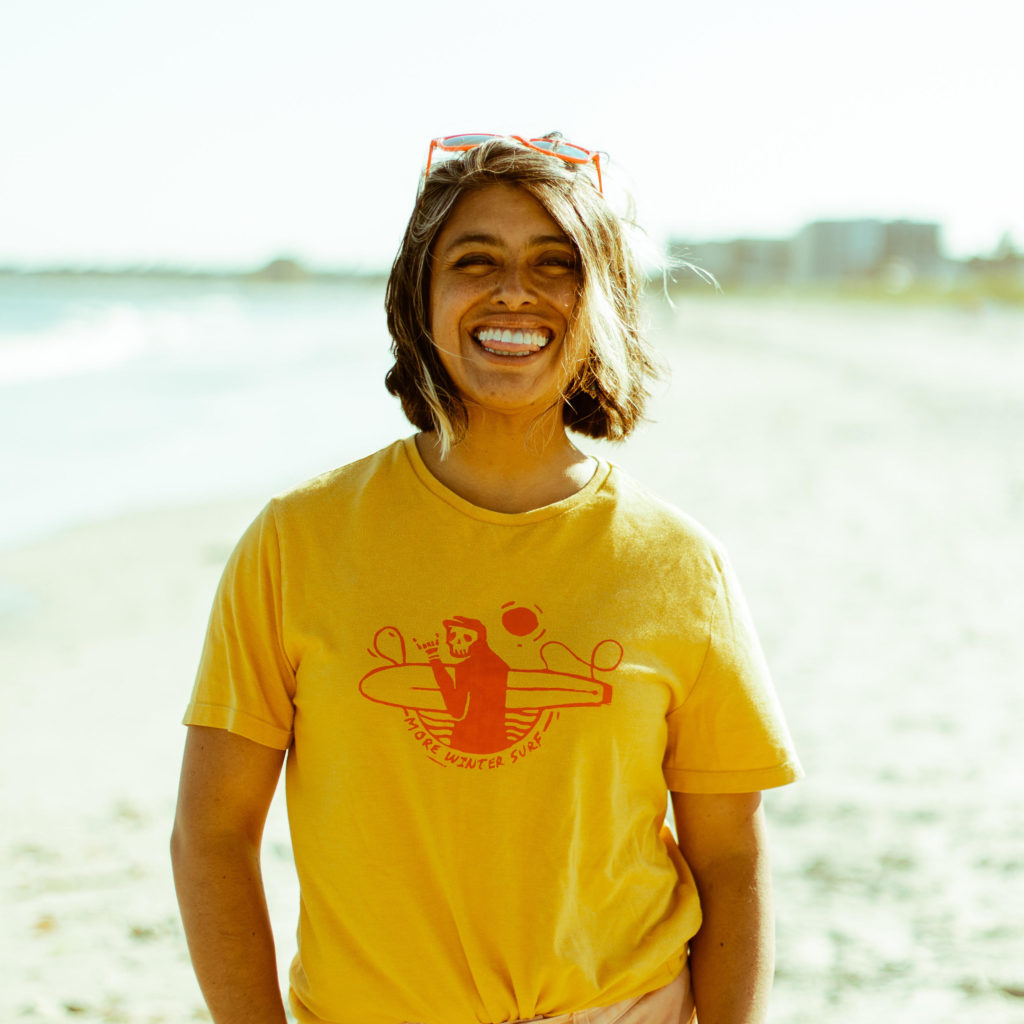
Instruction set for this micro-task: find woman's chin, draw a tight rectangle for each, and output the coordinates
[463,388,565,422]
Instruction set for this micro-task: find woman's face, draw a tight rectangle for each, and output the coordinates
[428,183,579,422]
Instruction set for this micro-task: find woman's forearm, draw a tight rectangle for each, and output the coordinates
[171,829,288,1024]
[687,845,775,1024]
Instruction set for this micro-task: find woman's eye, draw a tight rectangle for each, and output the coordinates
[538,253,577,273]
[452,253,495,270]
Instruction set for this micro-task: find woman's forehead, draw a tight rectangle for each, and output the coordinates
[436,184,569,249]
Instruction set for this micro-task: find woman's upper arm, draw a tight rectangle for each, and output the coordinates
[670,790,767,875]
[173,725,286,845]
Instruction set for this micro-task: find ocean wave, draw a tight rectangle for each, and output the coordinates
[0,305,153,385]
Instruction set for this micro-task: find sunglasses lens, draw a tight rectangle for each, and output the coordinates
[440,134,499,148]
[530,139,591,160]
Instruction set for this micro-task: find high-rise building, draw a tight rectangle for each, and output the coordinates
[792,219,943,282]
[882,220,942,267]
[792,220,886,281]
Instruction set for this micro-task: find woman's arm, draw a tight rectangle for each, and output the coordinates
[171,725,288,1024]
[670,791,774,1024]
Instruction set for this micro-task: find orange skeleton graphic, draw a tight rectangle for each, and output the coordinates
[418,617,510,753]
[360,620,618,756]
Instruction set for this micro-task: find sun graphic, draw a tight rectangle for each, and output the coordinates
[500,601,546,644]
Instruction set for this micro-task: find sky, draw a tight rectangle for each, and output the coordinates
[1,0,1021,270]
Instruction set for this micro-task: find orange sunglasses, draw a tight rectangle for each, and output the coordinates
[425,133,603,194]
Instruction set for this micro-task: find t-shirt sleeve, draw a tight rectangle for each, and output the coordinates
[183,502,296,750]
[663,548,803,793]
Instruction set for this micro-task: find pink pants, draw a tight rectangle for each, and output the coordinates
[529,970,696,1024]
[406,969,696,1024]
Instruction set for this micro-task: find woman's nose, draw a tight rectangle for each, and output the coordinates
[492,263,534,307]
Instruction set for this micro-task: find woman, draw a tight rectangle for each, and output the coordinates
[171,134,803,1024]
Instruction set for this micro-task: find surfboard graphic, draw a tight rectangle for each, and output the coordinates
[359,663,612,711]
[359,616,619,761]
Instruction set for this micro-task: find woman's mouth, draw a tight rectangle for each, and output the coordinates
[472,327,552,357]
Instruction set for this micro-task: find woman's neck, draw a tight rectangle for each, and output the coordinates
[415,414,596,514]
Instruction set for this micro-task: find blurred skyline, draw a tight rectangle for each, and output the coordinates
[2,0,1022,271]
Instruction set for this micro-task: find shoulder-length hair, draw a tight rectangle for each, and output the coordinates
[384,138,661,454]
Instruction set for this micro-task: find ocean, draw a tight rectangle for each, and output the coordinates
[0,274,408,550]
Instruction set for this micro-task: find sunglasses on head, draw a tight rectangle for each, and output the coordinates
[424,133,603,194]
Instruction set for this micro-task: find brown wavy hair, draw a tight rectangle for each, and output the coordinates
[384,137,661,453]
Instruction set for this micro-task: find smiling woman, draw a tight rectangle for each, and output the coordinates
[171,134,803,1024]
[385,137,658,462]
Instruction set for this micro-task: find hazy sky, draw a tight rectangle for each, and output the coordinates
[2,0,1020,269]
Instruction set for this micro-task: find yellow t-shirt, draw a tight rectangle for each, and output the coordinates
[185,437,802,1024]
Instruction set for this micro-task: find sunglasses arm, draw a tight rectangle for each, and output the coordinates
[424,139,439,178]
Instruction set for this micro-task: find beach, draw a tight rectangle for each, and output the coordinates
[2,286,1022,1021]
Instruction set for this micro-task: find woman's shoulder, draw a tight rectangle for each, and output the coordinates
[602,463,728,572]
[263,439,410,526]
[589,465,738,613]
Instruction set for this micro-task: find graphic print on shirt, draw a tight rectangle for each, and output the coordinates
[359,602,619,769]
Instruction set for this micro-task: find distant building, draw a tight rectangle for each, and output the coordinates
[883,220,942,266]
[792,220,883,281]
[668,237,792,288]
[792,218,943,283]
[669,217,947,289]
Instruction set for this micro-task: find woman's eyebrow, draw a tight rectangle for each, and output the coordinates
[442,231,572,251]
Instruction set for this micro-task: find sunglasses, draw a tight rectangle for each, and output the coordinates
[425,133,603,194]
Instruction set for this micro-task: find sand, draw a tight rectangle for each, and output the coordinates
[2,297,1022,1022]
[0,499,299,1021]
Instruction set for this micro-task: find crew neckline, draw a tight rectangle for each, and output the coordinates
[401,436,613,525]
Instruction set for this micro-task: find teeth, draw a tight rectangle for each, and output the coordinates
[473,327,550,348]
